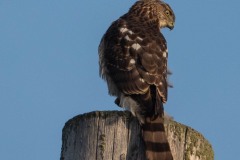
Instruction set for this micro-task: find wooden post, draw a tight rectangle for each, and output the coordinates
[60,111,214,160]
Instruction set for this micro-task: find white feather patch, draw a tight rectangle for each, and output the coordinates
[119,95,138,116]
[124,35,131,41]
[131,43,141,50]
[130,59,135,64]
[163,51,167,58]
[120,27,128,33]
[128,30,134,34]
[119,94,145,124]
[136,36,143,41]
[139,78,145,83]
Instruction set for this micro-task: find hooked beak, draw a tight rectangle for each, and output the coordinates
[168,22,175,30]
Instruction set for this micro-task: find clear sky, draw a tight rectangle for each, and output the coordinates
[0,0,239,159]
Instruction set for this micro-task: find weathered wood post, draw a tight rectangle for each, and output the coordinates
[60,111,214,160]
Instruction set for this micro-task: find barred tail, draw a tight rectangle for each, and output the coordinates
[142,116,173,160]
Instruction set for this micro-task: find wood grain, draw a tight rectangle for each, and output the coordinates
[60,111,214,160]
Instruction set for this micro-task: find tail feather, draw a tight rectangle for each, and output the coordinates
[131,87,173,159]
[142,90,173,159]
[142,116,173,160]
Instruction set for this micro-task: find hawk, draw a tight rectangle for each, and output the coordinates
[99,0,175,159]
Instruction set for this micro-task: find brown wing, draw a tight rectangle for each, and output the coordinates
[99,18,168,103]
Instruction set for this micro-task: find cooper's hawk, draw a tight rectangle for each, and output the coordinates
[99,0,175,159]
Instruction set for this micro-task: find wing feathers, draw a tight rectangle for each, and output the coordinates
[99,18,168,102]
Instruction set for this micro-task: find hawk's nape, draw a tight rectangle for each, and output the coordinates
[99,0,175,159]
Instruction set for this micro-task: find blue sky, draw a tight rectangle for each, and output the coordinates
[1,0,239,159]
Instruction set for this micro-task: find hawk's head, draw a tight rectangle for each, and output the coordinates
[129,0,175,30]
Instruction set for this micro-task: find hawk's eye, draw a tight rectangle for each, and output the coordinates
[165,10,170,16]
